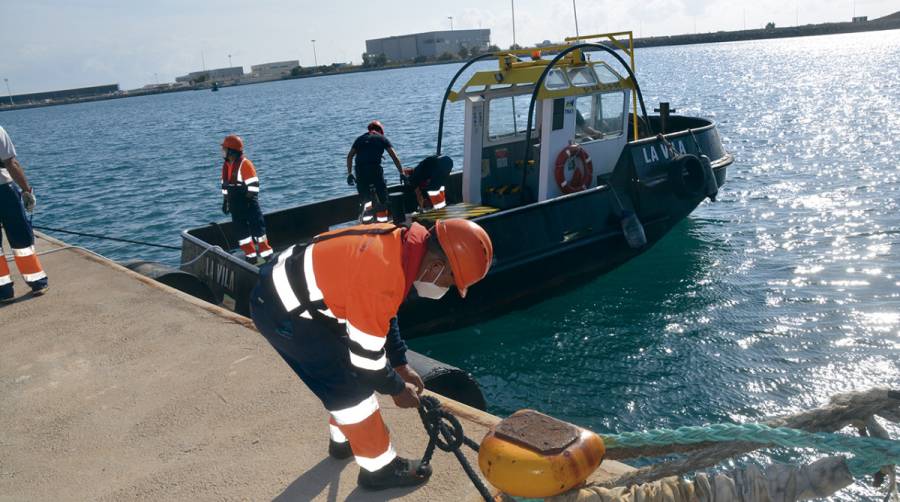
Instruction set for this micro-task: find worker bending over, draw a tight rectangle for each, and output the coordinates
[220,135,273,263]
[0,126,48,302]
[250,218,492,490]
[403,155,453,212]
[346,120,403,223]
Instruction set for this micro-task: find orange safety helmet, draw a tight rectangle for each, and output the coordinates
[367,120,384,135]
[434,218,493,298]
[221,134,244,152]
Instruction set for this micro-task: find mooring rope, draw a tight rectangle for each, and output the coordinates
[33,225,181,250]
[604,423,900,478]
[417,395,493,502]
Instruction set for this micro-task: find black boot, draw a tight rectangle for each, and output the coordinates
[328,439,352,460]
[358,456,432,490]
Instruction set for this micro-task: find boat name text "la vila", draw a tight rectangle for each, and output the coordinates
[642,139,688,164]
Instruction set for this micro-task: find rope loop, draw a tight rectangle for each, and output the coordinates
[417,395,493,502]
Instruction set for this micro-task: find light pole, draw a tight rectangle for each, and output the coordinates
[311,40,318,68]
[3,78,12,106]
[448,16,453,31]
[228,53,232,67]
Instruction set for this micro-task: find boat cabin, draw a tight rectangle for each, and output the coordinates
[450,50,635,209]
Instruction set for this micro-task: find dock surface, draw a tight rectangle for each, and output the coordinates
[1,233,629,501]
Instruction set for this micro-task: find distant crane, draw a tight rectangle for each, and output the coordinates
[311,40,318,68]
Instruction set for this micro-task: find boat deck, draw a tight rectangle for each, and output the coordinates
[1,232,631,500]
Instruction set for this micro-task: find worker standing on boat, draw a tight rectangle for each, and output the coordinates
[249,218,492,490]
[346,120,403,223]
[219,135,273,264]
[0,126,48,302]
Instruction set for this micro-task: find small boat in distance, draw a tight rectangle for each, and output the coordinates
[180,31,733,338]
[211,82,219,92]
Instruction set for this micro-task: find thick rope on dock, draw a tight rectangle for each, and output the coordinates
[547,457,855,502]
[543,388,900,502]
[603,388,900,488]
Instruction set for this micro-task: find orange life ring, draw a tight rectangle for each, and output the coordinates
[554,144,593,194]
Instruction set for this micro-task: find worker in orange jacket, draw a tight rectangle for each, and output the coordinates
[250,218,492,490]
[220,135,273,263]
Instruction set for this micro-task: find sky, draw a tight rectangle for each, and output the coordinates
[1,0,897,94]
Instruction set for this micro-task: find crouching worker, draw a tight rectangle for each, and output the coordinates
[219,135,273,264]
[403,155,453,212]
[249,218,492,490]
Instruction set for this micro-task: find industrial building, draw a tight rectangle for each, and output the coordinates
[250,60,299,79]
[365,29,490,61]
[5,84,120,105]
[175,67,244,84]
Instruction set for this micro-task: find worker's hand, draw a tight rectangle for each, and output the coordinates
[347,174,356,186]
[22,190,36,212]
[394,364,424,394]
[221,197,230,215]
[392,383,421,409]
[245,190,257,200]
[399,173,409,186]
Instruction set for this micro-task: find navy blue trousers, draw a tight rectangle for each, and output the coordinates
[1,183,48,298]
[249,265,373,412]
[227,190,267,241]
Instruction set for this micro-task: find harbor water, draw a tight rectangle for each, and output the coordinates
[3,30,899,499]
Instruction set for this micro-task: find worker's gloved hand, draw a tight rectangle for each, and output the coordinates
[346,174,356,186]
[221,197,230,214]
[399,173,409,186]
[22,190,36,212]
[394,364,424,394]
[392,383,421,409]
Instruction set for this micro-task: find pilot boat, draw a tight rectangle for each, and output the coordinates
[179,32,733,338]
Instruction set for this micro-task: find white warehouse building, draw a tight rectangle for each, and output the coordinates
[250,60,299,79]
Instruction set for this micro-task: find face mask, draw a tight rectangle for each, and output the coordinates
[413,263,450,300]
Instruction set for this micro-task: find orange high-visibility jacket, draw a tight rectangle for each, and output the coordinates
[221,157,259,195]
[271,223,429,393]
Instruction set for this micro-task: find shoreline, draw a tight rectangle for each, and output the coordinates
[2,17,898,113]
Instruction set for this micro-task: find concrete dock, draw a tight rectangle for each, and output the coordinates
[1,233,630,501]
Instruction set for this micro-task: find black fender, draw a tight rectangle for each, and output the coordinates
[122,260,216,304]
[667,154,708,200]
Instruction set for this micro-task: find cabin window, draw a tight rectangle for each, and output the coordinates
[573,95,600,141]
[597,92,626,137]
[593,63,621,84]
[574,92,625,141]
[567,67,597,87]
[487,94,533,142]
[544,69,568,90]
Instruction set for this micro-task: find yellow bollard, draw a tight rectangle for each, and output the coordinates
[478,409,605,498]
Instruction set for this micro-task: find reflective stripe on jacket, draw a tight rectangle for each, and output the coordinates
[221,157,259,194]
[269,223,430,393]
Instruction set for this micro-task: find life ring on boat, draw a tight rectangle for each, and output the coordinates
[667,154,707,200]
[554,144,593,194]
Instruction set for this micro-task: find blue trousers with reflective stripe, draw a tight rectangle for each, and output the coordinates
[1,183,47,297]
[250,264,372,412]
[227,190,266,241]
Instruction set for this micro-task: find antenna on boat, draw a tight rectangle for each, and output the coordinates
[572,0,580,38]
[510,0,517,47]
